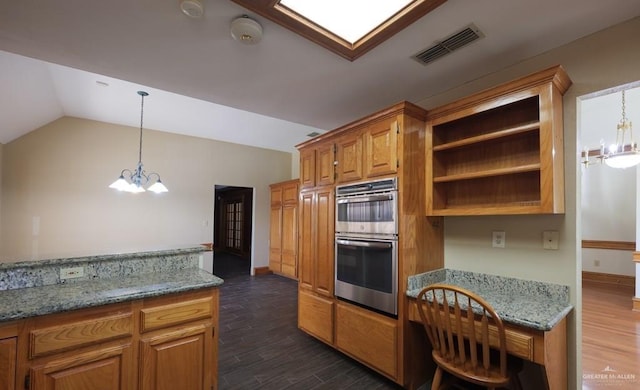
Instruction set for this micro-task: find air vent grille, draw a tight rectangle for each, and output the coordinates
[306,131,321,137]
[413,25,483,65]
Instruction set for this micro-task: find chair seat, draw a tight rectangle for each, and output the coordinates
[433,351,511,387]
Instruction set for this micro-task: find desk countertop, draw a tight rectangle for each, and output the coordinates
[406,269,573,331]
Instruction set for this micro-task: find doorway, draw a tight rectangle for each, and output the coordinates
[578,82,640,388]
[213,185,253,277]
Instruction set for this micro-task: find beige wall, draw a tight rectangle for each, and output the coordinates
[0,117,292,267]
[416,16,640,389]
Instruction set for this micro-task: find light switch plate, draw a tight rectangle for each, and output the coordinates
[492,231,505,248]
[543,231,559,250]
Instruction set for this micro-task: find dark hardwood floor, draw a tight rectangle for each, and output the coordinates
[215,254,640,389]
[215,252,402,389]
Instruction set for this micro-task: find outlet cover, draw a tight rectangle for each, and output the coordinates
[492,231,505,248]
[543,231,559,250]
[60,266,85,280]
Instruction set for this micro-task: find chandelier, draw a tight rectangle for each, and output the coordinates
[582,89,640,169]
[109,91,169,193]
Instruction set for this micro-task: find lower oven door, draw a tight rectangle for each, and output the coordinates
[334,237,397,316]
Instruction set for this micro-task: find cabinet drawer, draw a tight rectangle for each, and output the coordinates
[30,313,133,358]
[298,289,334,344]
[140,297,212,332]
[336,301,398,380]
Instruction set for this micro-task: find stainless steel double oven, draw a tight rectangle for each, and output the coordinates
[334,178,398,317]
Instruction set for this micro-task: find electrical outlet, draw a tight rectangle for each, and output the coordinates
[543,231,559,250]
[60,266,84,280]
[492,231,505,248]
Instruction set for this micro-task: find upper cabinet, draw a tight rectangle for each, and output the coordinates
[299,141,335,189]
[364,118,399,178]
[426,65,572,216]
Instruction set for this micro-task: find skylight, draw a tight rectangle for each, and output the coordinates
[231,0,447,61]
[279,0,414,44]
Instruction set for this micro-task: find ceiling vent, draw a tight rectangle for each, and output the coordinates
[306,131,321,138]
[412,24,483,66]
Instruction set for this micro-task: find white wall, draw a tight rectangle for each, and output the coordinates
[0,117,293,268]
[580,87,638,276]
[416,16,640,390]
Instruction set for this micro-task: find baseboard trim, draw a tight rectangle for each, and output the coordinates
[633,297,640,312]
[254,266,272,276]
[582,271,635,288]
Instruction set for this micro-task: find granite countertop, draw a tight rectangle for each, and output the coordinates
[0,247,223,323]
[406,269,573,331]
[0,268,223,323]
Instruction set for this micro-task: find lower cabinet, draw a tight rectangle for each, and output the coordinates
[29,343,134,390]
[11,287,219,390]
[0,336,17,390]
[298,289,334,344]
[335,301,398,381]
[139,325,211,390]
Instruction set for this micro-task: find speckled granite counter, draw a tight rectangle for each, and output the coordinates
[0,247,223,323]
[406,268,572,331]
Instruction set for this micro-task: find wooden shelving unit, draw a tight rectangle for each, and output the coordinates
[426,66,572,216]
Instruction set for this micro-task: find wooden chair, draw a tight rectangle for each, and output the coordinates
[416,284,522,390]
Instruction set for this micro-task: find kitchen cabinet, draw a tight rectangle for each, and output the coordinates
[426,65,571,216]
[336,301,398,380]
[299,142,335,189]
[296,101,445,388]
[335,131,364,183]
[1,334,17,390]
[12,287,219,390]
[297,186,335,343]
[269,179,299,279]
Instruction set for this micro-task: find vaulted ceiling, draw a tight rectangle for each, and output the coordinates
[0,0,638,152]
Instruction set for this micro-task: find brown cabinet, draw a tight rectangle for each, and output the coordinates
[296,101,445,388]
[12,287,219,390]
[336,301,398,380]
[269,179,299,279]
[0,335,17,390]
[297,186,335,343]
[300,142,335,189]
[426,65,571,216]
[298,186,334,296]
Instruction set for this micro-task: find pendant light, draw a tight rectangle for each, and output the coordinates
[582,89,640,169]
[109,91,168,193]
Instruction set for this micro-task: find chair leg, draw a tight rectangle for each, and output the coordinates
[431,367,443,390]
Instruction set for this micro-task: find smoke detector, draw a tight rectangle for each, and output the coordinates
[180,0,204,18]
[230,16,263,44]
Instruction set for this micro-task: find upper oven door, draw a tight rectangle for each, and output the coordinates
[335,191,397,235]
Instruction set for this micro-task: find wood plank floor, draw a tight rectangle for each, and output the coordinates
[215,252,402,389]
[214,253,640,389]
[582,281,640,390]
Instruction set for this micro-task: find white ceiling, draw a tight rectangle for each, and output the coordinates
[0,0,639,153]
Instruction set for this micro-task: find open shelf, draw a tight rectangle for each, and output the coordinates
[426,66,571,216]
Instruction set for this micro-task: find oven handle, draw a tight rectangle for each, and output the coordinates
[336,239,393,249]
[336,194,393,204]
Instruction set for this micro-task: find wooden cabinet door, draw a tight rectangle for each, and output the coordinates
[336,302,398,380]
[30,343,133,390]
[0,337,16,390]
[298,289,334,344]
[299,148,316,188]
[316,143,335,186]
[336,132,363,183]
[139,325,212,390]
[314,187,334,297]
[298,191,315,290]
[268,204,282,273]
[365,118,398,178]
[280,202,298,278]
